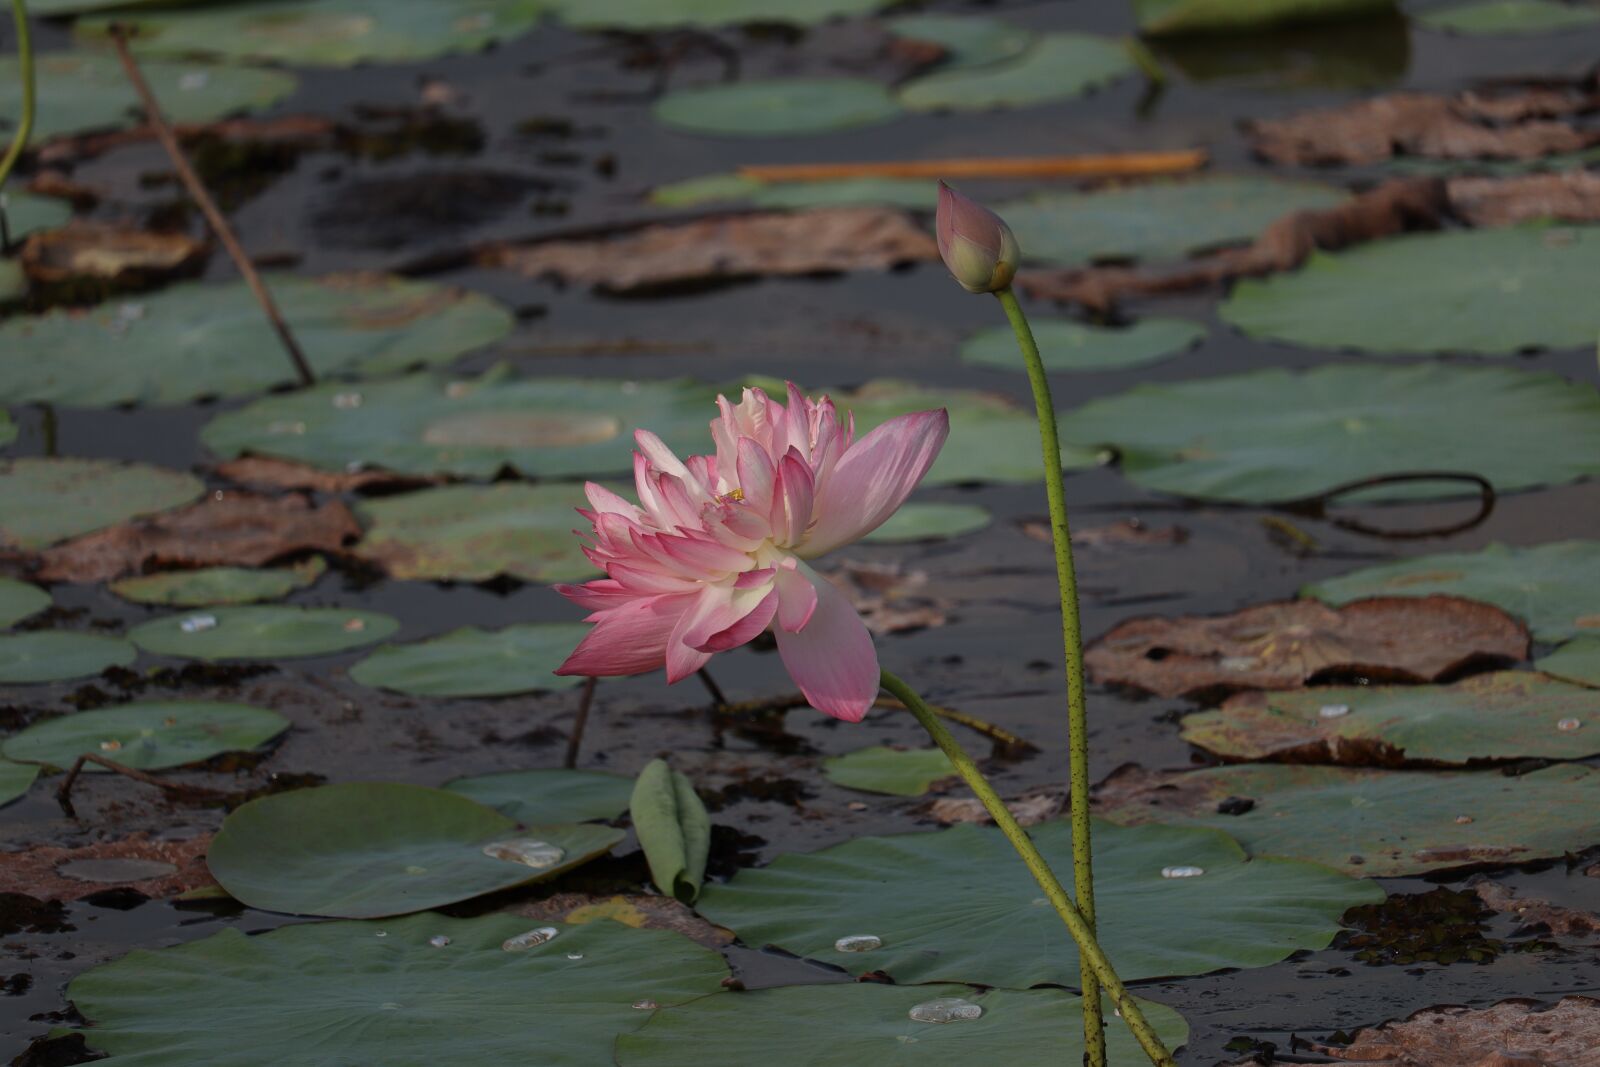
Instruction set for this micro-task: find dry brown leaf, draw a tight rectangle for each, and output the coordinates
[1447,171,1600,228]
[1310,997,1600,1067]
[821,560,947,635]
[214,456,437,494]
[0,833,214,901]
[35,114,336,166]
[926,793,1062,826]
[1473,881,1600,938]
[506,892,733,950]
[1085,595,1528,701]
[21,221,208,289]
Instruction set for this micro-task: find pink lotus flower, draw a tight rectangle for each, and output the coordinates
[554,384,948,722]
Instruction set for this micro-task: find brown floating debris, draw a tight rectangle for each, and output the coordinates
[1446,171,1600,228]
[34,114,337,167]
[214,456,437,494]
[507,892,733,950]
[1473,881,1600,938]
[926,793,1063,826]
[737,148,1209,184]
[21,221,207,292]
[821,560,948,635]
[1309,996,1600,1067]
[0,833,214,901]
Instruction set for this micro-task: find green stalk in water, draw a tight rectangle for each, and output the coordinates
[0,0,36,230]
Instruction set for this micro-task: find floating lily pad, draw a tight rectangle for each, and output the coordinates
[69,913,728,1065]
[0,458,203,550]
[1417,0,1600,34]
[0,274,513,408]
[128,606,398,660]
[349,623,590,696]
[0,53,295,143]
[899,33,1135,112]
[1536,637,1600,688]
[962,317,1205,373]
[1221,226,1600,355]
[999,177,1346,267]
[556,0,886,29]
[208,782,626,917]
[444,769,635,824]
[1302,541,1600,642]
[109,560,327,607]
[885,14,1033,71]
[2,191,72,240]
[4,701,289,772]
[0,632,137,683]
[0,260,22,308]
[1133,0,1394,35]
[823,746,955,797]
[860,502,991,543]
[650,173,933,210]
[1058,363,1600,503]
[0,761,38,807]
[618,984,1189,1066]
[697,819,1380,986]
[1096,762,1600,876]
[0,577,50,629]
[654,79,903,137]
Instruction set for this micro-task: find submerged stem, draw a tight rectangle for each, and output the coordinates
[0,0,35,203]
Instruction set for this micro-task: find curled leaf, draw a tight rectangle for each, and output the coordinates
[630,759,710,904]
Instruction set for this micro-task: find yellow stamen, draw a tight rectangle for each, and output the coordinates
[718,488,745,503]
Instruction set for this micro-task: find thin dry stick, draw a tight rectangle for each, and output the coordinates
[563,676,599,769]
[695,666,730,708]
[108,25,315,388]
[56,753,227,817]
[738,149,1207,184]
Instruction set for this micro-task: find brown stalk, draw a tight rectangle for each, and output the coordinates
[737,148,1208,184]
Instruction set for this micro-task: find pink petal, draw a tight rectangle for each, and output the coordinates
[584,482,639,517]
[773,451,815,547]
[774,565,879,722]
[699,585,779,653]
[665,588,729,682]
[773,561,817,632]
[736,437,777,517]
[555,594,692,676]
[634,429,691,479]
[801,409,949,557]
[554,578,630,612]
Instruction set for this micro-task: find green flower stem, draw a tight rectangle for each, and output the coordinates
[880,669,1176,1067]
[996,285,1104,1064]
[0,0,35,199]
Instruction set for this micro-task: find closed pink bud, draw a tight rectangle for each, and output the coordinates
[935,180,1020,294]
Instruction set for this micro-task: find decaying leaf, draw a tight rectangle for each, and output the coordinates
[0,833,214,901]
[1310,997,1600,1066]
[1473,881,1600,938]
[1447,171,1600,228]
[1070,519,1190,548]
[821,560,948,634]
[507,892,734,950]
[925,792,1063,826]
[214,456,437,494]
[35,114,337,167]
[21,222,208,292]
[1085,595,1528,701]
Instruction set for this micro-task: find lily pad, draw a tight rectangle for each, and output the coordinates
[998,177,1346,267]
[823,746,955,796]
[0,761,38,807]
[0,259,22,307]
[1302,541,1600,642]
[649,173,933,210]
[127,606,398,660]
[0,458,203,550]
[618,984,1189,1066]
[696,819,1380,986]
[0,632,137,683]
[109,560,327,607]
[961,317,1205,373]
[2,191,72,240]
[1058,363,1600,503]
[349,623,590,696]
[1095,762,1600,876]
[208,782,626,917]
[3,701,289,772]
[0,577,50,629]
[885,14,1033,71]
[68,913,728,1065]
[0,274,513,408]
[556,0,887,29]
[654,79,903,137]
[1133,0,1395,35]
[1221,226,1600,356]
[860,502,991,543]
[444,769,635,824]
[1536,637,1600,688]
[0,53,296,143]
[899,33,1135,112]
[1417,0,1600,34]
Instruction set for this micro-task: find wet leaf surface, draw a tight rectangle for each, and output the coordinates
[859,502,991,543]
[1310,996,1600,1066]
[0,578,50,630]
[109,559,328,607]
[1536,637,1600,688]
[444,768,635,825]
[963,316,1205,374]
[349,623,589,697]
[4,701,290,772]
[0,834,213,901]
[1418,0,1600,34]
[898,32,1134,112]
[128,606,398,660]
[0,459,203,551]
[0,761,40,808]
[0,632,137,684]
[654,79,902,137]
[2,192,72,240]
[555,0,888,30]
[505,891,733,949]
[884,14,1032,71]
[823,745,955,796]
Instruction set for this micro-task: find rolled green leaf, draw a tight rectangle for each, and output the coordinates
[630,759,710,904]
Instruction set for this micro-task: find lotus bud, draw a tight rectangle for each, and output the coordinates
[935,180,1020,294]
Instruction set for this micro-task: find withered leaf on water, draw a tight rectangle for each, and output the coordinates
[214,456,437,494]
[1473,881,1600,938]
[1309,997,1600,1067]
[21,222,208,291]
[1446,171,1600,228]
[925,793,1063,826]
[506,892,733,951]
[821,560,948,635]
[0,833,214,902]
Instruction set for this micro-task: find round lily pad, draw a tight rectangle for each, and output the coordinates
[961,317,1205,373]
[556,0,887,29]
[0,760,38,807]
[208,782,626,917]
[1417,0,1600,34]
[1221,226,1600,355]
[654,79,903,137]
[349,623,590,697]
[885,14,1033,71]
[899,33,1134,112]
[3,191,72,240]
[128,606,398,660]
[998,177,1346,267]
[69,913,728,1065]
[0,577,50,629]
[823,746,955,796]
[3,701,289,772]
[618,984,1189,1066]
[0,458,203,550]
[444,769,635,825]
[697,819,1380,986]
[860,502,991,543]
[0,259,21,307]
[109,560,327,607]
[1537,637,1600,688]
[1058,363,1600,503]
[650,173,933,210]
[0,632,137,683]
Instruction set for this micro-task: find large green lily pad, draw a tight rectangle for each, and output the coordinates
[109,560,327,607]
[3,701,289,772]
[0,760,38,807]
[444,768,635,825]
[962,317,1205,373]
[885,14,1033,71]
[1417,0,1600,34]
[654,79,903,137]
[349,623,590,696]
[1058,363,1600,503]
[128,606,398,660]
[697,819,1380,987]
[1133,0,1395,35]
[208,782,626,917]
[69,913,728,1065]
[1537,637,1600,688]
[0,632,137,683]
[860,502,991,543]
[998,177,1346,267]
[1221,226,1600,355]
[899,33,1135,112]
[0,53,296,144]
[1097,762,1600,876]
[649,173,933,211]
[0,274,514,407]
[1302,541,1600,642]
[0,458,203,550]
[617,984,1189,1066]
[0,577,50,629]
[823,746,955,797]
[556,0,886,28]
[3,191,72,240]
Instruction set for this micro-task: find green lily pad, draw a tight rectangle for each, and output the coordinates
[1302,541,1600,642]
[128,606,398,660]
[860,502,991,543]
[0,577,50,629]
[1098,763,1600,877]
[899,33,1135,112]
[1058,363,1600,503]
[349,623,589,697]
[822,746,955,796]
[109,560,327,607]
[556,0,886,29]
[998,177,1346,267]
[654,79,903,137]
[2,191,72,240]
[962,317,1205,373]
[351,484,595,583]
[0,458,203,550]
[0,274,513,408]
[0,760,38,807]
[0,259,23,307]
[69,913,728,1065]
[1133,0,1396,35]
[0,631,137,683]
[885,14,1033,71]
[3,701,289,772]
[697,819,1380,986]
[651,173,934,210]
[208,782,626,917]
[1417,0,1600,34]
[618,984,1189,1066]
[1536,637,1600,688]
[0,53,296,144]
[444,769,635,824]
[1221,226,1600,355]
